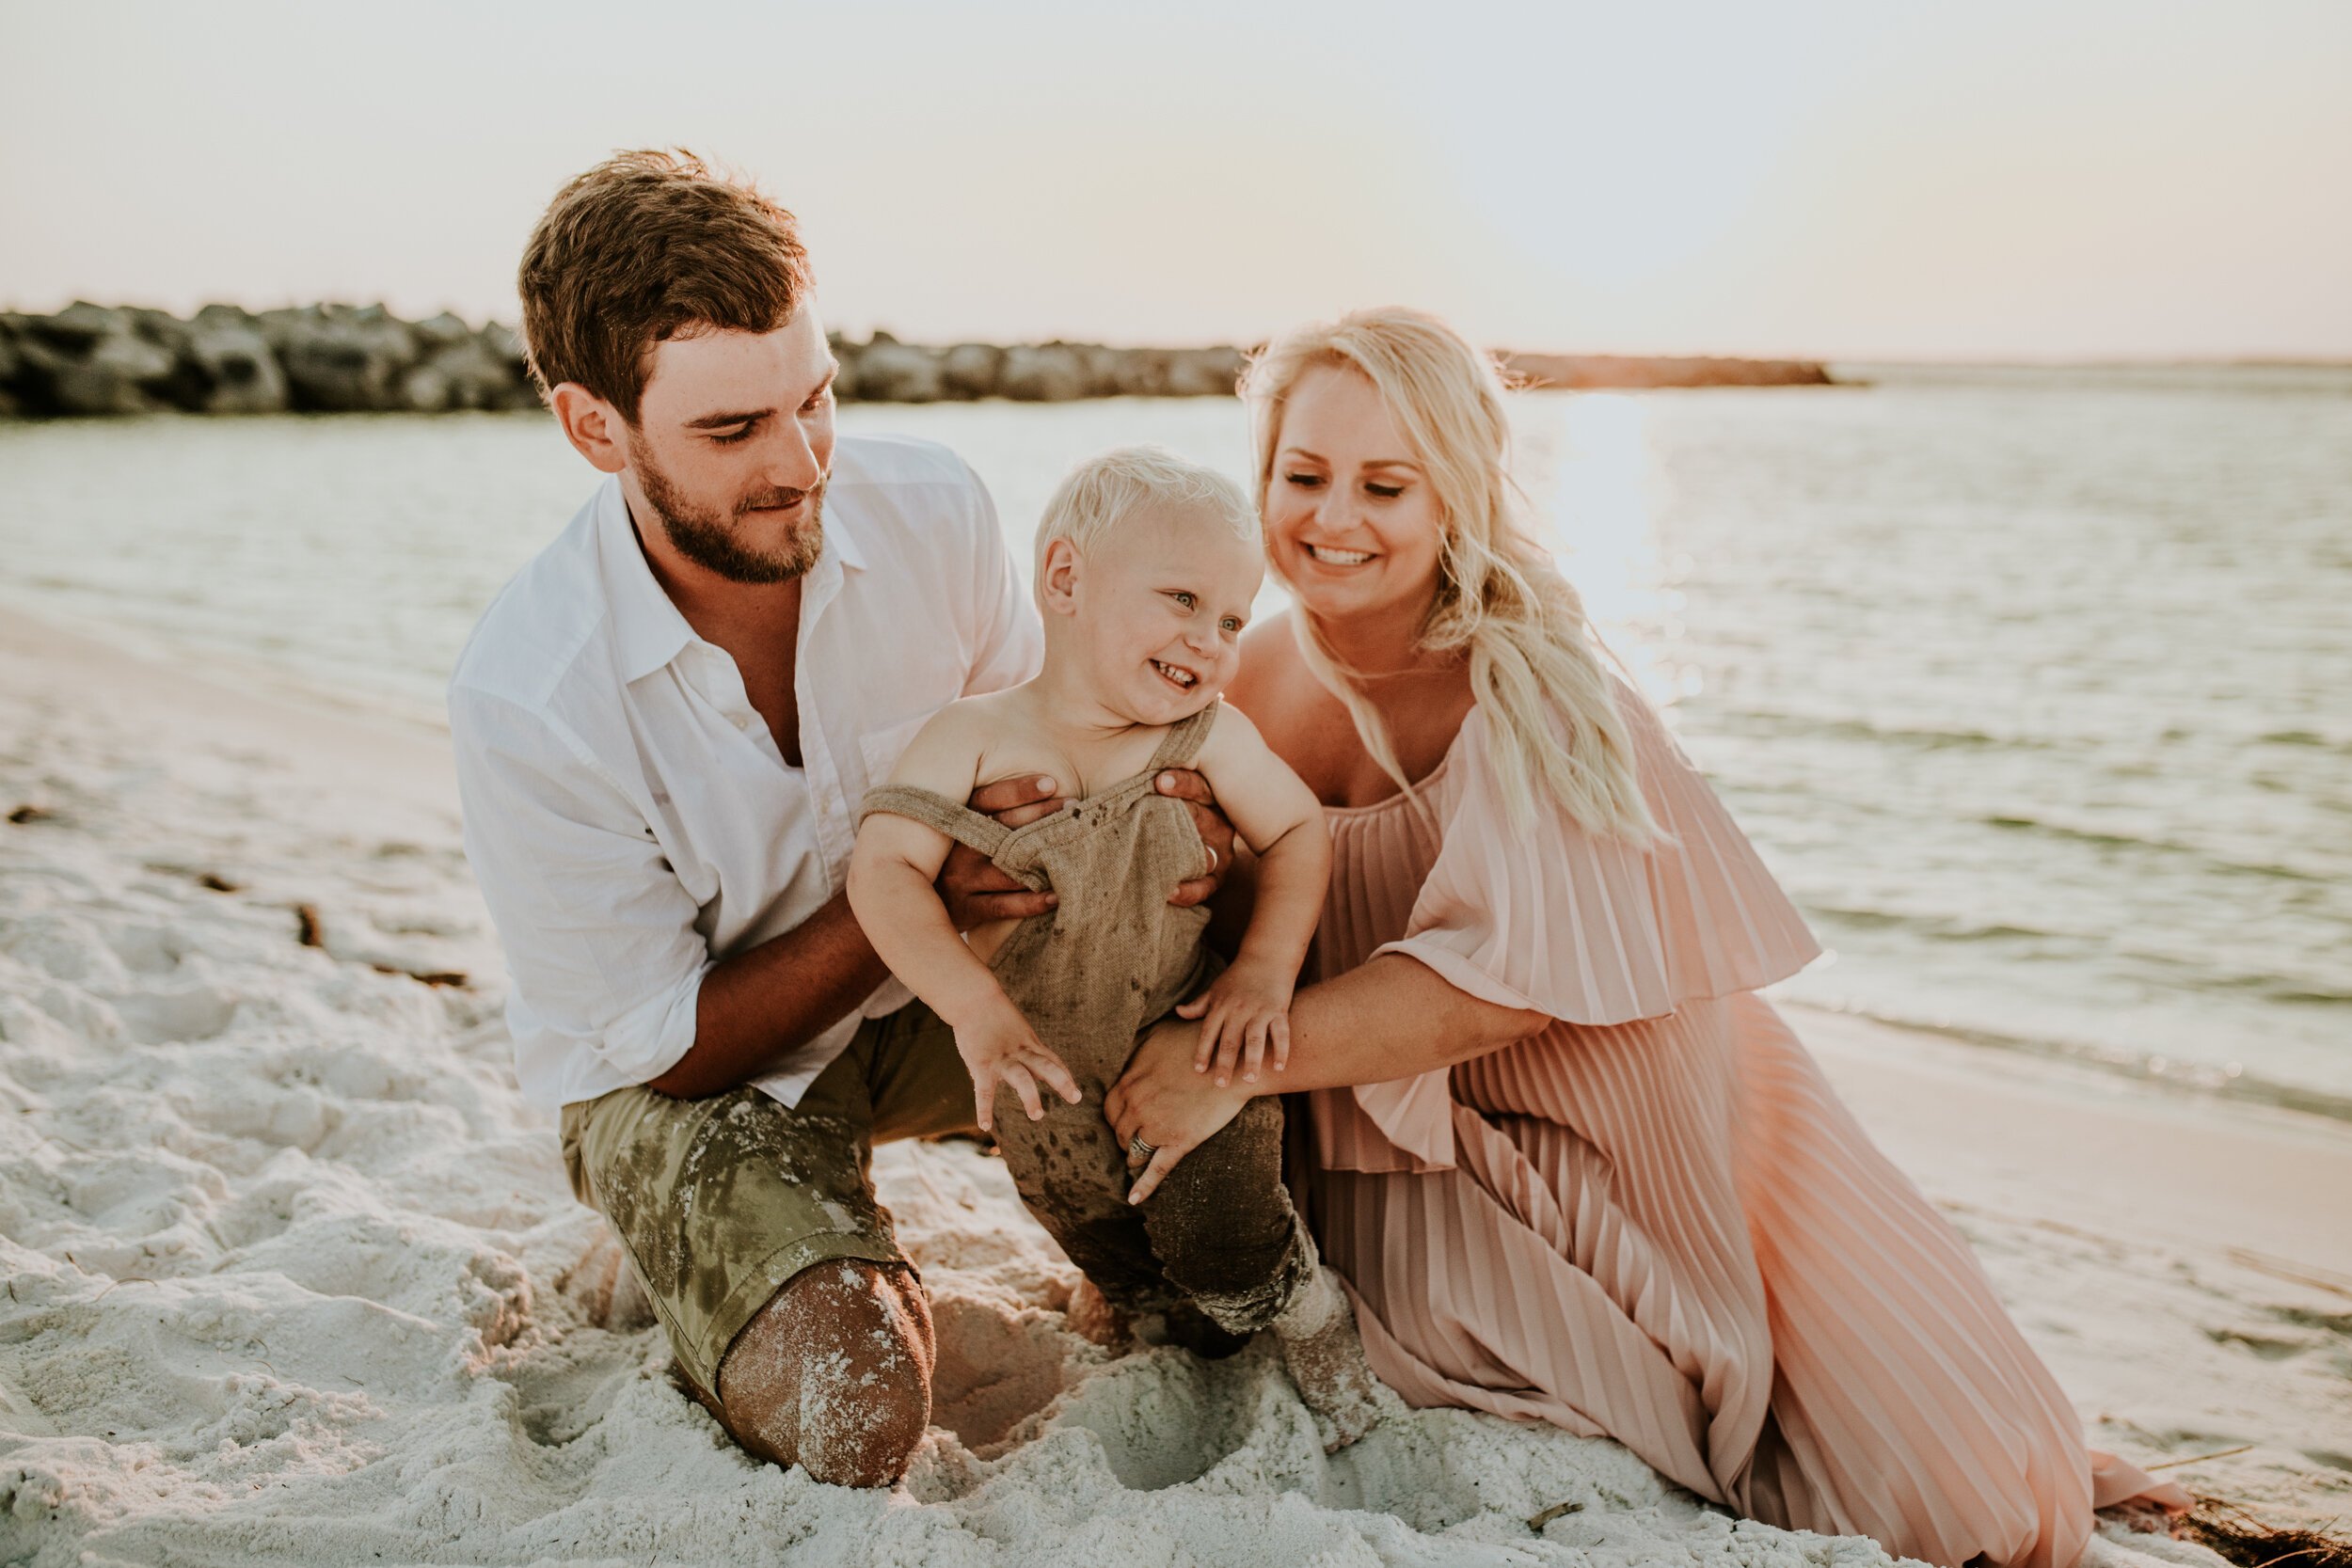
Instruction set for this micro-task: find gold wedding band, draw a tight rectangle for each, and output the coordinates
[1203,845,1218,873]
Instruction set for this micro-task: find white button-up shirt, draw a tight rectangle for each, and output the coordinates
[448,434,1041,1110]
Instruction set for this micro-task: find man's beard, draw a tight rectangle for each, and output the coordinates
[630,435,826,585]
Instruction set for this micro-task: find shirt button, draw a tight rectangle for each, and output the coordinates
[735,716,752,730]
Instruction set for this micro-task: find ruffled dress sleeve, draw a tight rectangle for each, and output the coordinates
[1320,688,1821,1174]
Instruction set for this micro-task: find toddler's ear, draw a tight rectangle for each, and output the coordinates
[1039,539,1084,615]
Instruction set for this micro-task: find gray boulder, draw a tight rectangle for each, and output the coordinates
[1164,347,1246,398]
[29,301,123,353]
[939,342,1002,400]
[479,321,532,373]
[400,333,529,412]
[1077,344,1132,397]
[1095,349,1162,397]
[828,336,863,401]
[412,311,474,351]
[853,341,944,403]
[262,304,421,412]
[0,316,22,412]
[60,332,179,414]
[996,343,1088,402]
[183,305,288,414]
[13,303,181,415]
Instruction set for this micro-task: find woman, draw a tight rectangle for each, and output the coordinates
[1104,308,2189,1568]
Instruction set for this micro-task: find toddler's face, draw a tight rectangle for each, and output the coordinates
[1064,504,1263,726]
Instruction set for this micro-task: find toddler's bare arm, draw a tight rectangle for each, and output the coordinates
[1174,707,1332,1085]
[847,705,1080,1128]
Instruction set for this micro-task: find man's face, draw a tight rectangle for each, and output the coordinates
[624,306,839,584]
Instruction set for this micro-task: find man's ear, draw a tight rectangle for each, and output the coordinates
[549,383,629,475]
[1039,539,1083,615]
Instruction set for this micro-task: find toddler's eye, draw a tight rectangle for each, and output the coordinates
[1167,591,1197,609]
[1219,616,1242,633]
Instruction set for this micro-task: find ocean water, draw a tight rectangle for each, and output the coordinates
[4,371,2347,1117]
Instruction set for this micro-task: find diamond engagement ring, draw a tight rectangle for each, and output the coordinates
[1128,1132,1157,1163]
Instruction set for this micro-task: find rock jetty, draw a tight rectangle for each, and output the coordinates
[0,304,1833,419]
[1502,352,1833,389]
[0,304,540,419]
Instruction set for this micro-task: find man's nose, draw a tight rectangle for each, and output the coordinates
[762,419,822,489]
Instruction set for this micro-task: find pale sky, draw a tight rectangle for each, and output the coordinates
[5,0,2348,359]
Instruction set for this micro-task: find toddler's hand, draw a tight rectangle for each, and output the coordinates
[953,996,1082,1132]
[1174,959,1293,1086]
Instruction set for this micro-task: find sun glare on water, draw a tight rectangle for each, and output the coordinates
[1518,392,1681,704]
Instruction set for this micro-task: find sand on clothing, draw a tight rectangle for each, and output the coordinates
[2,610,2346,1568]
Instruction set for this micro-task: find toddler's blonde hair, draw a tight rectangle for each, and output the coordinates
[1032,444,1257,608]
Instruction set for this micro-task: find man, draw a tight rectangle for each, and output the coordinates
[449,150,1226,1486]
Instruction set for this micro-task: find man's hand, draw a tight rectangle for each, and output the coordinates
[1155,768,1236,909]
[938,774,1065,927]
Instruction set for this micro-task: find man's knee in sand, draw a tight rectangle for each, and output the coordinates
[713,1259,935,1489]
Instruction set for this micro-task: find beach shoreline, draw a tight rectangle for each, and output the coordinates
[4,607,2346,1565]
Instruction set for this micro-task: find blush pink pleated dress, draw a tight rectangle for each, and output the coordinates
[1301,690,2187,1568]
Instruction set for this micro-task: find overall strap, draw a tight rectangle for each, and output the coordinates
[1146,701,1220,774]
[857,784,1012,860]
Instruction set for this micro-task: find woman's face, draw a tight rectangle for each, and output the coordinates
[1263,363,1446,627]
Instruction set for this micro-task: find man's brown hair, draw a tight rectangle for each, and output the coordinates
[517,149,812,423]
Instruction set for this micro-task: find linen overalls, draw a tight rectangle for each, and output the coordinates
[860,704,1312,1331]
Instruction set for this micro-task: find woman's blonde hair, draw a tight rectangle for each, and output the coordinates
[1242,307,1659,842]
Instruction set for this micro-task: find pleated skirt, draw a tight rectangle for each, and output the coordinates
[1307,990,2176,1568]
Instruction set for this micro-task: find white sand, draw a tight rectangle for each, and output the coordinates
[3,610,2346,1567]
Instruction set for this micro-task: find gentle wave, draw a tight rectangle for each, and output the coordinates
[1725,709,2058,753]
[1974,814,2334,881]
[2257,728,2352,753]
[1801,997,2352,1125]
[1805,895,2346,1004]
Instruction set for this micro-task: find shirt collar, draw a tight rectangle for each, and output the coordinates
[596,467,870,685]
[596,478,697,684]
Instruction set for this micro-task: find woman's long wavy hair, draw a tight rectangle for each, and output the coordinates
[1242,307,1660,843]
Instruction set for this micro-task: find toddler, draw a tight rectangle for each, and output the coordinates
[847,445,1379,1444]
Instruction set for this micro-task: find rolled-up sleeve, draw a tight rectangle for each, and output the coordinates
[450,685,707,1101]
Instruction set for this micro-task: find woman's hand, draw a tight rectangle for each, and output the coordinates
[1104,1015,1256,1203]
